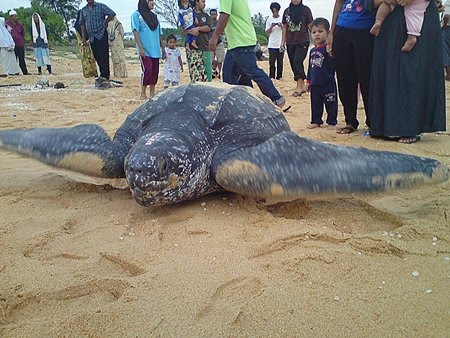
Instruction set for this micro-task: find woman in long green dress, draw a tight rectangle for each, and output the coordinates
[75,10,98,78]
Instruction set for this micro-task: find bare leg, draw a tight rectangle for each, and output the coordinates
[140,85,147,100]
[445,66,450,81]
[149,84,156,97]
[403,1,429,52]
[295,78,306,94]
[217,62,222,79]
[370,2,392,36]
[401,35,418,52]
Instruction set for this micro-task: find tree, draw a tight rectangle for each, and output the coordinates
[34,0,81,40]
[252,12,269,46]
[154,0,179,28]
[252,12,268,36]
[0,5,66,43]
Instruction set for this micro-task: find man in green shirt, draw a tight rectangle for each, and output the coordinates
[209,0,285,108]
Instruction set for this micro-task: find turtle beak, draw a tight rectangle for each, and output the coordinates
[125,154,183,206]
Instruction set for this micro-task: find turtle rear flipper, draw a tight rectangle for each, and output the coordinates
[213,131,449,200]
[0,125,128,178]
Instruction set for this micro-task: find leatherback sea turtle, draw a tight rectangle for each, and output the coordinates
[0,83,447,206]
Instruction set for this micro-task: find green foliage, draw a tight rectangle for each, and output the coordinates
[35,0,82,40]
[1,5,66,44]
[252,12,268,38]
[256,34,268,46]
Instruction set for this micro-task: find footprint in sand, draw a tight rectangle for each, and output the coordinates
[197,277,265,324]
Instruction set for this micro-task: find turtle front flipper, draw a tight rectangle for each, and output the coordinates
[0,125,128,178]
[212,131,449,200]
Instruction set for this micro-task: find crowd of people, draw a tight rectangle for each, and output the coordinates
[0,0,447,144]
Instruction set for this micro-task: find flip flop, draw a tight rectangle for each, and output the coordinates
[398,136,421,144]
[336,125,357,134]
[292,91,301,97]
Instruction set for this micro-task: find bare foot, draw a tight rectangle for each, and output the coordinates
[401,35,417,52]
[191,40,199,50]
[370,21,382,36]
[139,95,147,100]
[327,124,337,130]
[307,123,321,129]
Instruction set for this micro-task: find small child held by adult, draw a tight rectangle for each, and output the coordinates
[306,18,337,129]
[163,34,183,88]
[178,0,198,50]
[370,0,429,52]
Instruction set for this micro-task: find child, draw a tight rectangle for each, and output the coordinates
[370,0,429,52]
[163,34,183,88]
[306,18,338,129]
[178,0,198,50]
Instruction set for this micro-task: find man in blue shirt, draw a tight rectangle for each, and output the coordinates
[79,0,116,79]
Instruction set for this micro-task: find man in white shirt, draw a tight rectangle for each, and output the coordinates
[265,2,284,80]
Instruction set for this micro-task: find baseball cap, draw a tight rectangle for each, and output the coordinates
[9,10,17,16]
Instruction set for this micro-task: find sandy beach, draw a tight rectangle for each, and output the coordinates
[0,47,449,337]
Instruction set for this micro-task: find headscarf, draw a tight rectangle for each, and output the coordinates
[289,1,305,26]
[138,0,158,31]
[31,13,48,43]
[0,17,15,48]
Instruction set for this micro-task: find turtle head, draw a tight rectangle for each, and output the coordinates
[125,132,196,206]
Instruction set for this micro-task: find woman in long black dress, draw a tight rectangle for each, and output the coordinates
[369,0,446,143]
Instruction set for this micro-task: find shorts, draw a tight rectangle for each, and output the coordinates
[140,56,159,85]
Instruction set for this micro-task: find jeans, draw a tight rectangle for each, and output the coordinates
[223,45,281,102]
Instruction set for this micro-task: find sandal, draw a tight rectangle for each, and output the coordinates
[336,125,357,134]
[398,136,420,144]
[292,89,307,97]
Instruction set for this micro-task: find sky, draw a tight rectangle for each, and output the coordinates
[1,0,335,32]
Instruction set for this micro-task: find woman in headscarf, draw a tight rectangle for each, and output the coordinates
[107,17,127,78]
[281,0,313,97]
[131,0,165,99]
[0,16,20,76]
[31,13,52,75]
[74,10,98,78]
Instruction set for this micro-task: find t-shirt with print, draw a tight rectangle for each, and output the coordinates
[265,16,283,49]
[131,11,162,58]
[282,5,313,45]
[219,0,256,50]
[194,10,212,51]
[306,43,335,86]
[336,0,375,30]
